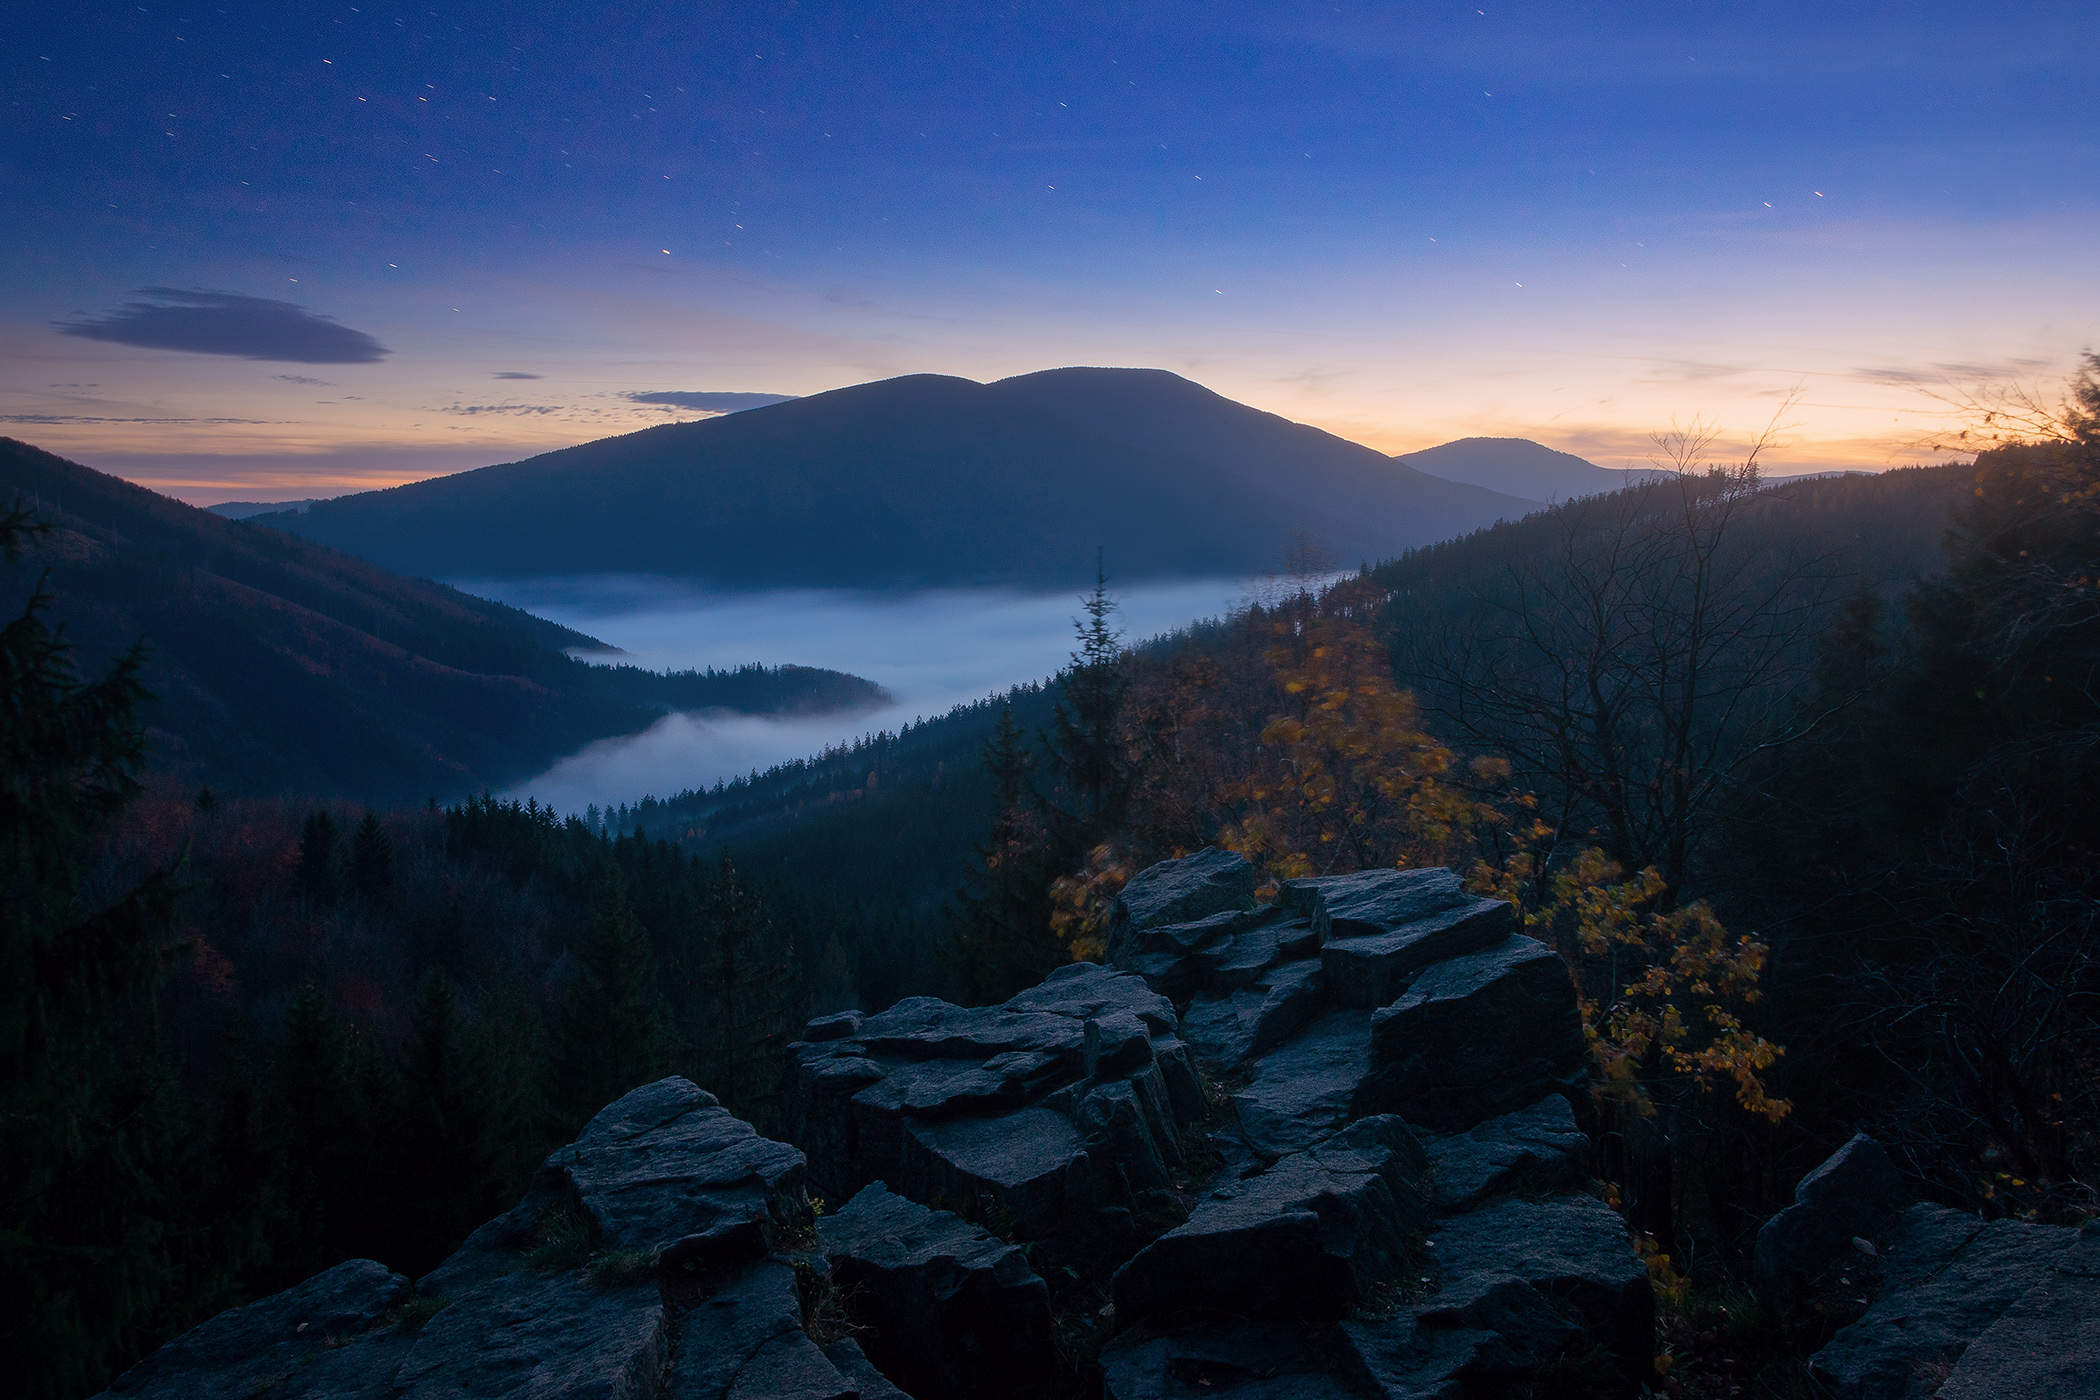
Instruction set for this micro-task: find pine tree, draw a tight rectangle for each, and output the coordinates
[263,980,377,1273]
[349,811,393,899]
[297,810,346,905]
[1044,559,1132,860]
[1,502,186,1397]
[943,704,1063,1004]
[693,853,797,1129]
[549,867,671,1130]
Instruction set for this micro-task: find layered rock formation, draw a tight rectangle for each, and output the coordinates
[100,850,1647,1400]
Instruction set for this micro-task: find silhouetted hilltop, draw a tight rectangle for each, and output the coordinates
[0,439,887,800]
[260,369,1538,590]
[1396,435,1668,501]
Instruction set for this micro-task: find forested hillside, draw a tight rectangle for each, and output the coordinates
[0,440,887,801]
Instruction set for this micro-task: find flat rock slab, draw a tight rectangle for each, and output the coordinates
[819,1182,1055,1400]
[1320,898,1514,1009]
[850,1050,1064,1120]
[1422,1095,1587,1214]
[899,1105,1092,1235]
[1231,1008,1375,1160]
[1808,1203,2079,1400]
[820,1339,913,1400]
[1280,867,1468,939]
[1111,847,1257,959]
[1179,960,1328,1070]
[1362,936,1584,1133]
[1426,1194,1651,1373]
[394,1272,667,1400]
[852,997,1087,1066]
[1003,961,1178,1034]
[1937,1223,2100,1400]
[1100,1320,1367,1400]
[102,1258,411,1400]
[1112,1116,1427,1324]
[1337,1317,1503,1400]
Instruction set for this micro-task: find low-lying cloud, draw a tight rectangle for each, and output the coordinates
[493,371,542,380]
[625,390,799,413]
[56,289,389,364]
[465,576,1247,812]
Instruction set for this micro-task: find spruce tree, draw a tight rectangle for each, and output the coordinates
[549,867,670,1130]
[297,810,346,905]
[694,853,797,1128]
[1044,559,1132,858]
[944,703,1063,1004]
[1,502,186,1397]
[349,811,393,899]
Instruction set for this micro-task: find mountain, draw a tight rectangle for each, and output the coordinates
[207,498,323,519]
[260,369,1540,590]
[1396,436,1666,501]
[0,439,887,801]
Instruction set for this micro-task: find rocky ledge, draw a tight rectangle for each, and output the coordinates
[111,848,2091,1399]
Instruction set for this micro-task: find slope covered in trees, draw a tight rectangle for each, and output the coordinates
[259,368,1539,590]
[0,440,888,801]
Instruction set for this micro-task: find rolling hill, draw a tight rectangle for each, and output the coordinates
[1397,436,1664,501]
[259,368,1539,590]
[0,439,888,801]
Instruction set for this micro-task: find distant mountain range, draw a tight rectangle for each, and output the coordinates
[1,440,888,801]
[255,369,1544,591]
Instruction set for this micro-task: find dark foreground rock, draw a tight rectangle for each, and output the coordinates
[114,851,1678,1400]
[1806,1202,2080,1399]
[1935,1220,2100,1400]
[818,1182,1056,1400]
[102,1078,922,1400]
[1752,1133,1906,1299]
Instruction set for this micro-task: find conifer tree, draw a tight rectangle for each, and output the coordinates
[549,867,671,1129]
[349,811,393,899]
[944,703,1063,1003]
[694,853,797,1128]
[1044,559,1132,857]
[1,502,186,1397]
[297,810,346,905]
[263,979,376,1271]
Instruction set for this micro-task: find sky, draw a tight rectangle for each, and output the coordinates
[5,0,2097,502]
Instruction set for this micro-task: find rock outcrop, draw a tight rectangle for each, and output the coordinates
[107,850,1655,1400]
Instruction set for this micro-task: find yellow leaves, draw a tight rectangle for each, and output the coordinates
[1047,842,1134,963]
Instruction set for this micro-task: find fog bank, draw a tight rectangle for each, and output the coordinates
[454,576,1250,813]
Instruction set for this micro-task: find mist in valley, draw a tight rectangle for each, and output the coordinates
[453,574,1255,813]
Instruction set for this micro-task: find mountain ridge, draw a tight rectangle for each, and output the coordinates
[257,369,1541,591]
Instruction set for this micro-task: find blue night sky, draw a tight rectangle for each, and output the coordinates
[5,1,2096,501]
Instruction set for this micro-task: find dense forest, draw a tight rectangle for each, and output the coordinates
[7,359,2099,1396]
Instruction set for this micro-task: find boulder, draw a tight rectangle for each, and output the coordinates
[1111,1115,1428,1324]
[1230,1008,1376,1160]
[1361,935,1584,1133]
[1279,866,1468,939]
[818,1182,1056,1400]
[1099,1320,1366,1400]
[851,997,1087,1068]
[1336,1316,1505,1399]
[1177,960,1328,1070]
[671,1260,857,1400]
[1425,1194,1652,1374]
[393,1272,667,1400]
[1109,848,1257,962]
[423,1077,809,1293]
[1003,960,1177,1034]
[1410,1272,1582,1372]
[1752,1133,1906,1297]
[1807,1202,2079,1400]
[819,1339,914,1400]
[897,1105,1093,1236]
[1421,1094,1588,1214]
[1086,1011,1156,1078]
[1320,897,1515,1009]
[849,1050,1065,1120]
[1936,1221,2100,1400]
[101,1259,410,1400]
[801,1011,863,1042]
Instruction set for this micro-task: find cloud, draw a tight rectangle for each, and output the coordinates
[55,288,390,364]
[440,402,565,416]
[493,371,542,379]
[273,374,328,385]
[625,390,800,413]
[0,414,272,425]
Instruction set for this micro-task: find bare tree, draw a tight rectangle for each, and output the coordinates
[1392,405,1843,897]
